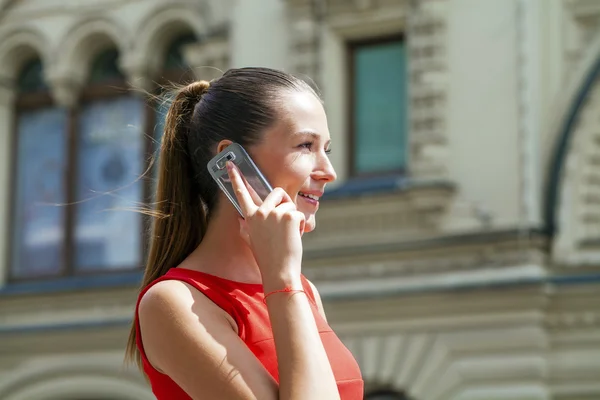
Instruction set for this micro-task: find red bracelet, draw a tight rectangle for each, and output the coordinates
[263,287,306,304]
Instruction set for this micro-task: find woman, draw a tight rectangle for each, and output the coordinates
[125,67,364,399]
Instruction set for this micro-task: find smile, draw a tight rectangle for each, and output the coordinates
[298,192,320,201]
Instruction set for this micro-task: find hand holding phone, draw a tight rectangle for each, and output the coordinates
[226,160,305,284]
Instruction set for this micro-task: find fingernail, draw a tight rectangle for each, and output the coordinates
[226,161,233,170]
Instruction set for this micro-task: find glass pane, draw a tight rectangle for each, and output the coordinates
[89,49,124,84]
[353,40,407,174]
[12,108,68,278]
[164,33,196,70]
[152,96,170,180]
[74,96,144,270]
[17,58,47,93]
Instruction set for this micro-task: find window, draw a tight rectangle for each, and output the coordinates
[10,49,147,280]
[348,35,407,176]
[9,33,199,281]
[11,58,68,279]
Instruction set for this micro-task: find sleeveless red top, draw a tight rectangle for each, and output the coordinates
[135,267,364,399]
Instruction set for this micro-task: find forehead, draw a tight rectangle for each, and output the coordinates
[273,91,330,141]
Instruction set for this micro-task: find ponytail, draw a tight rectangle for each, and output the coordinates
[124,81,211,370]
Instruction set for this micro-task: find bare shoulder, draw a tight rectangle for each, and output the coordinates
[137,279,278,399]
[305,278,328,322]
[139,279,199,315]
[138,279,236,336]
[139,279,191,309]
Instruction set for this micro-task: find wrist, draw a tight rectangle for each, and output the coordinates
[261,270,302,292]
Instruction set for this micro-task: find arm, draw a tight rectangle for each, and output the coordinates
[139,277,340,400]
[263,275,338,400]
[138,280,278,400]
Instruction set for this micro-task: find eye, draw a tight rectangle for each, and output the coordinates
[325,148,332,155]
[299,142,313,150]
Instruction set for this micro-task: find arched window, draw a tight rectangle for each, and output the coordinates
[73,47,145,271]
[11,57,69,279]
[9,36,203,280]
[10,46,151,280]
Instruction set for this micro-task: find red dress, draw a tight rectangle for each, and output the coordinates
[135,267,364,399]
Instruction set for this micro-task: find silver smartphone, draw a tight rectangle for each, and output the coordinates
[207,143,273,216]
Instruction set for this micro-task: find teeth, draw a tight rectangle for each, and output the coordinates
[299,192,319,201]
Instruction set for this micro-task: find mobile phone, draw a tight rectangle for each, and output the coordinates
[207,143,273,216]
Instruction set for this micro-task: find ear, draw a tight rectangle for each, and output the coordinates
[217,139,233,153]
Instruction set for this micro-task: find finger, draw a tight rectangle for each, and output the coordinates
[273,201,298,216]
[240,173,263,206]
[227,162,257,217]
[260,187,293,213]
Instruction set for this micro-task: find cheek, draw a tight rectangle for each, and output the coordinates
[267,160,310,192]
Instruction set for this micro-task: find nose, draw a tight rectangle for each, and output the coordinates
[312,152,337,183]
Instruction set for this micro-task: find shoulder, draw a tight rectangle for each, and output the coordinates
[138,279,237,336]
[139,279,195,316]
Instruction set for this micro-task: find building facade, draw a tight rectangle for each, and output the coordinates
[0,0,599,399]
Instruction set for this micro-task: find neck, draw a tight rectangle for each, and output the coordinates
[182,202,263,284]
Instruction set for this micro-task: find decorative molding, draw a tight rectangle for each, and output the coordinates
[119,53,156,93]
[406,0,449,180]
[515,0,543,227]
[0,26,48,81]
[563,0,600,82]
[285,0,407,89]
[552,76,600,267]
[128,1,210,82]
[546,311,600,329]
[43,70,83,108]
[334,324,549,400]
[183,33,230,81]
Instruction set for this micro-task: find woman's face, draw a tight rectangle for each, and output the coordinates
[250,90,337,232]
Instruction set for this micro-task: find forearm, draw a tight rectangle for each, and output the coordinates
[264,277,340,400]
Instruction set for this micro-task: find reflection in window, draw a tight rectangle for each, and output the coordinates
[74,97,144,270]
[12,108,68,278]
[350,36,407,175]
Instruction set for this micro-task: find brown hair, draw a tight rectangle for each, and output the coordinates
[124,67,318,371]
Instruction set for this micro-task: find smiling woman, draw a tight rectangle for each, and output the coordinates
[125,67,363,400]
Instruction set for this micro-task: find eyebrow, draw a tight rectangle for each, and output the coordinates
[293,130,332,145]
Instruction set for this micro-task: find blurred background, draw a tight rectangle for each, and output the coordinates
[0,0,599,399]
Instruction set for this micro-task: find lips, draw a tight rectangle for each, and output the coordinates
[298,192,320,201]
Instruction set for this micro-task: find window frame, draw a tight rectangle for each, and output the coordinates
[7,34,200,282]
[8,55,154,282]
[346,33,407,178]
